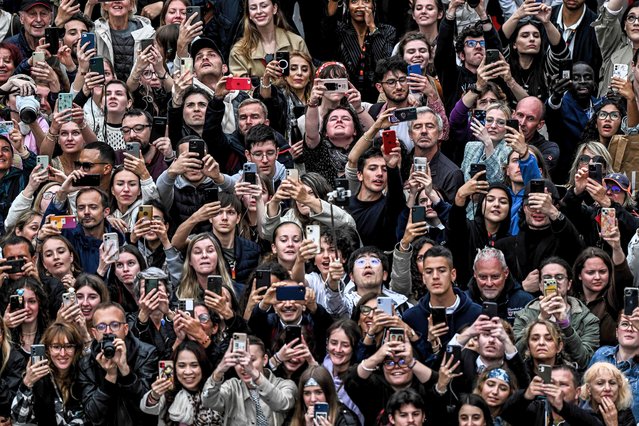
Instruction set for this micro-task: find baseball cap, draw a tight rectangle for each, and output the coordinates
[20,0,52,11]
[189,37,225,64]
[603,173,631,194]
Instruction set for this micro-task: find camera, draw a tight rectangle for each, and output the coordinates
[101,333,116,359]
[329,178,351,207]
[16,96,39,124]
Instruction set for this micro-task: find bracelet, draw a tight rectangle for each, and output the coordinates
[399,241,411,252]
[45,132,59,141]
[365,331,376,340]
[479,18,492,25]
[445,13,455,20]
[158,72,167,80]
[273,352,283,364]
[307,101,319,108]
[360,361,378,372]
[363,133,374,142]
[408,359,417,369]
[357,106,365,114]
[261,80,272,89]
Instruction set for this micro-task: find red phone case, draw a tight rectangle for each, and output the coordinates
[226,78,252,91]
[382,130,398,154]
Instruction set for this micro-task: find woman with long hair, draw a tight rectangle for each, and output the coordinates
[74,273,110,328]
[565,141,612,189]
[37,235,82,287]
[580,98,626,148]
[10,322,85,424]
[268,222,304,272]
[269,328,317,383]
[457,394,494,426]
[50,120,85,176]
[141,340,222,425]
[289,365,359,426]
[97,244,148,314]
[126,41,173,117]
[177,234,234,300]
[6,210,43,244]
[3,278,49,358]
[160,0,189,25]
[401,0,444,64]
[0,315,26,423]
[229,0,309,78]
[109,165,160,233]
[522,320,567,378]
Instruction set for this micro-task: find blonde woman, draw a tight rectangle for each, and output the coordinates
[229,0,309,78]
[177,233,234,300]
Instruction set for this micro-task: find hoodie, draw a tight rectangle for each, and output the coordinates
[403,287,482,361]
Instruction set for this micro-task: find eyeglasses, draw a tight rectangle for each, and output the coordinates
[198,314,210,324]
[142,70,159,79]
[354,258,381,268]
[360,305,375,317]
[381,77,408,86]
[74,161,108,171]
[485,117,506,127]
[541,274,567,281]
[49,344,76,353]
[120,124,151,135]
[577,155,605,164]
[250,150,277,159]
[383,358,407,369]
[606,184,625,194]
[94,321,125,332]
[597,111,621,120]
[627,15,639,23]
[619,321,636,331]
[465,40,486,48]
[42,191,56,200]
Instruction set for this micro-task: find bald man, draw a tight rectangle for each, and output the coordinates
[513,97,559,172]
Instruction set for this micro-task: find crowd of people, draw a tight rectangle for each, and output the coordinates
[0,0,638,424]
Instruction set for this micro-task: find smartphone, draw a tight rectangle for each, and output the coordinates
[285,325,302,344]
[137,205,153,222]
[151,116,167,141]
[74,174,101,187]
[36,155,49,171]
[472,109,486,125]
[530,179,545,194]
[382,130,398,155]
[103,233,119,260]
[558,59,572,80]
[89,56,104,75]
[286,168,299,182]
[9,294,24,311]
[49,215,77,229]
[232,332,248,352]
[80,32,95,51]
[158,360,174,384]
[390,107,418,123]
[613,63,629,80]
[322,78,349,93]
[45,27,61,56]
[57,92,74,116]
[407,64,422,75]
[178,298,194,316]
[588,163,603,183]
[314,402,329,419]
[62,291,76,306]
[188,139,205,167]
[537,364,552,384]
[305,224,321,254]
[243,162,257,185]
[482,301,498,318]
[275,286,306,301]
[543,278,558,297]
[446,345,462,373]
[5,259,25,275]
[181,57,193,74]
[377,296,394,316]
[145,278,158,295]
[207,275,223,295]
[225,77,252,91]
[469,163,487,181]
[0,121,14,136]
[601,207,616,235]
[388,327,405,342]
[414,157,427,173]
[276,52,290,76]
[32,51,45,64]
[485,49,500,65]
[125,142,141,158]
[506,119,519,131]
[202,187,219,203]
[139,38,154,52]
[31,344,46,365]
[431,307,447,325]
[411,206,426,223]
[256,269,271,289]
[185,6,201,24]
[624,287,639,315]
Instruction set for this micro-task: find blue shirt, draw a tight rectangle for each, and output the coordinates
[589,345,639,420]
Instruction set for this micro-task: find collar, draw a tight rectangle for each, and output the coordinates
[279,317,303,328]
[430,295,460,314]
[557,5,586,31]
[251,28,295,60]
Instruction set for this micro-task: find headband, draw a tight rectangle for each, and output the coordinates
[315,61,347,79]
[487,368,511,384]
[304,377,320,388]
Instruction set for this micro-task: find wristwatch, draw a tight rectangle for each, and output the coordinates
[467,83,481,95]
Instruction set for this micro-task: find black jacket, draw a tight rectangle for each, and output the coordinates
[465,274,534,324]
[77,334,158,426]
[528,132,560,173]
[0,350,25,418]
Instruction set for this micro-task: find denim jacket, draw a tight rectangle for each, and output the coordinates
[589,345,639,420]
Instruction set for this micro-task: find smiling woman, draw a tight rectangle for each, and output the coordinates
[0,43,20,85]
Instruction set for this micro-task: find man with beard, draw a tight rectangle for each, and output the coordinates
[56,13,93,79]
[546,62,600,183]
[408,107,463,203]
[119,109,173,180]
